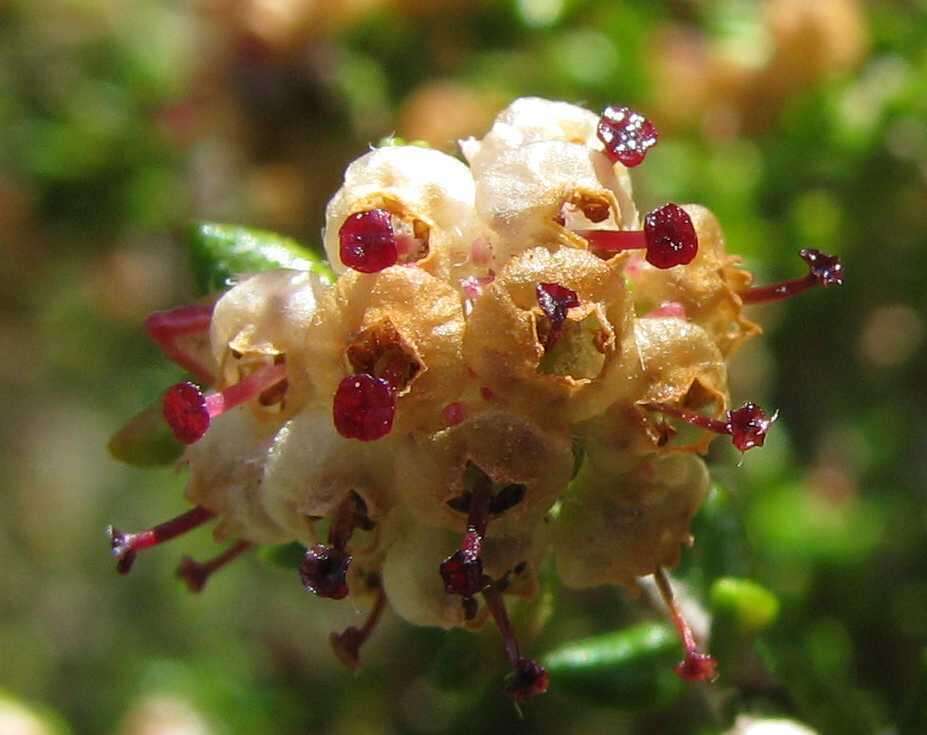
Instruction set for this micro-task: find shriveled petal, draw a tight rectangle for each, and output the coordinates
[464,247,634,425]
[395,409,572,534]
[630,204,760,356]
[323,145,478,278]
[184,406,312,545]
[554,453,710,590]
[305,266,467,434]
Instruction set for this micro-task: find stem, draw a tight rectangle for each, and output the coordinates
[740,273,817,305]
[205,362,288,417]
[577,229,647,255]
[643,402,730,436]
[178,541,252,592]
[109,506,215,574]
[482,582,520,667]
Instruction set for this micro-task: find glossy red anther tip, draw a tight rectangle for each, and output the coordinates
[675,652,718,682]
[440,531,485,598]
[333,373,396,441]
[800,248,844,287]
[339,209,398,273]
[597,105,659,167]
[163,381,210,444]
[300,544,352,599]
[644,204,698,269]
[505,658,550,702]
[726,402,776,452]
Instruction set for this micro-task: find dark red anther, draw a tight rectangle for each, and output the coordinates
[330,583,387,670]
[536,282,580,349]
[654,567,717,683]
[597,105,659,167]
[300,544,352,599]
[505,658,551,703]
[643,400,776,453]
[339,209,398,273]
[144,303,215,383]
[741,248,844,304]
[643,203,698,269]
[108,506,215,575]
[332,373,396,441]
[440,530,485,598]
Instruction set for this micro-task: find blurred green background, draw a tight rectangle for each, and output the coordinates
[1,0,926,733]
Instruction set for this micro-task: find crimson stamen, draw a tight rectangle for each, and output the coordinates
[643,401,776,453]
[177,541,252,593]
[440,470,493,608]
[536,282,580,350]
[482,580,549,703]
[145,304,215,383]
[741,248,844,304]
[300,494,369,600]
[108,505,215,575]
[332,373,396,441]
[163,362,288,444]
[339,209,398,273]
[597,105,659,167]
[578,203,698,269]
[330,582,387,670]
[653,567,717,682]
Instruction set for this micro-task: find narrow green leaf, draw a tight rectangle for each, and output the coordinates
[541,622,683,708]
[710,577,780,636]
[108,399,183,467]
[187,222,334,295]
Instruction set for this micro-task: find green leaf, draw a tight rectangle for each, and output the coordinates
[710,577,780,636]
[187,223,334,295]
[541,622,683,709]
[108,399,183,467]
[257,542,306,569]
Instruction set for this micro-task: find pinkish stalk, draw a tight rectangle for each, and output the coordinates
[653,567,717,682]
[145,304,215,383]
[109,505,215,574]
[330,584,388,670]
[577,229,647,255]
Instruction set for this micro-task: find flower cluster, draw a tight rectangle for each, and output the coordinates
[109,97,842,702]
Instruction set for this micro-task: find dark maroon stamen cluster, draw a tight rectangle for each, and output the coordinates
[332,373,396,441]
[108,505,215,574]
[654,568,717,682]
[536,282,580,349]
[178,541,252,593]
[643,400,776,453]
[505,658,551,703]
[580,203,698,269]
[300,493,370,600]
[339,209,398,273]
[440,470,494,610]
[597,105,659,168]
[300,544,352,599]
[741,248,844,304]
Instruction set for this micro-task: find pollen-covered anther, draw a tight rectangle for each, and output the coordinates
[162,362,288,444]
[654,568,717,683]
[535,282,580,350]
[330,583,387,670]
[643,400,776,453]
[596,104,659,167]
[108,506,215,575]
[578,203,698,269]
[338,209,398,274]
[332,373,396,441]
[177,541,252,593]
[741,248,844,304]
